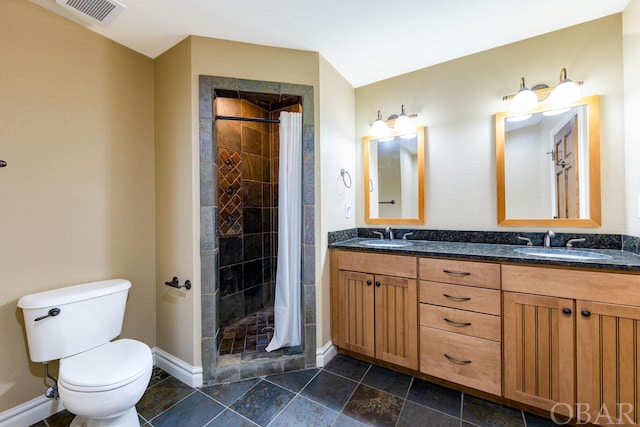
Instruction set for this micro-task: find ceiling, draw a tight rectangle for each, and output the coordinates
[33,0,630,88]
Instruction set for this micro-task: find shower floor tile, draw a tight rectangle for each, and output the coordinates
[218,305,274,355]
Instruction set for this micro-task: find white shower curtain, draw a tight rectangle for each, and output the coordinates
[266,111,302,352]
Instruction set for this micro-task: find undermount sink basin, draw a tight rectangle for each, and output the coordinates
[514,247,612,261]
[359,239,413,248]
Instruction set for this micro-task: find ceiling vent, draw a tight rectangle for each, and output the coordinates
[55,0,126,25]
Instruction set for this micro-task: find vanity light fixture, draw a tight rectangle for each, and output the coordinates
[503,68,583,113]
[370,105,418,136]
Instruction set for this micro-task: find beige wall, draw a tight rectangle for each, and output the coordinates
[355,15,625,233]
[0,0,156,412]
[154,38,199,365]
[318,56,356,347]
[624,0,640,237]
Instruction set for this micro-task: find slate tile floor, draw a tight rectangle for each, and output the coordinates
[218,306,275,355]
[32,354,558,427]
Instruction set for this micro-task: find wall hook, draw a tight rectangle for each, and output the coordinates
[0,160,7,167]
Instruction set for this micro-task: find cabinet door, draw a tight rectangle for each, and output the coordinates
[337,270,375,358]
[375,274,418,370]
[577,301,640,425]
[503,292,575,415]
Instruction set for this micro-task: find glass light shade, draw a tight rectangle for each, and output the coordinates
[393,114,413,133]
[547,80,581,106]
[510,89,538,113]
[371,118,390,138]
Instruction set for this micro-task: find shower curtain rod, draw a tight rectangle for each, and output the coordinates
[215,115,280,124]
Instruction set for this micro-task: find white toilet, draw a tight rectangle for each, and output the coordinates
[18,279,152,427]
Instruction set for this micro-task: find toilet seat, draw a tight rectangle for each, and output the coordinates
[59,339,152,392]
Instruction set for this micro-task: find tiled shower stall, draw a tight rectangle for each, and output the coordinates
[199,76,316,383]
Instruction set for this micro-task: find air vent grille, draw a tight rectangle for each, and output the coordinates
[55,0,125,25]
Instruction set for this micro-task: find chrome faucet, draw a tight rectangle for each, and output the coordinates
[385,227,395,240]
[543,230,555,248]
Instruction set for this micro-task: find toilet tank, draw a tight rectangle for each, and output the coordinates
[18,279,131,363]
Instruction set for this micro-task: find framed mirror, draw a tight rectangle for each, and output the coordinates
[495,95,600,227]
[364,126,425,224]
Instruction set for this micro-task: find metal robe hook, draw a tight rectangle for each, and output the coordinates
[0,160,7,167]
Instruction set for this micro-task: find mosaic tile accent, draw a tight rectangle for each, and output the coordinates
[218,148,242,237]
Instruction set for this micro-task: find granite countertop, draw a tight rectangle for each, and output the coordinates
[329,238,640,272]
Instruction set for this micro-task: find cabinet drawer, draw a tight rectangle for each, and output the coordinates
[338,251,417,278]
[419,258,500,289]
[420,326,501,395]
[420,281,501,315]
[502,265,640,306]
[420,304,501,341]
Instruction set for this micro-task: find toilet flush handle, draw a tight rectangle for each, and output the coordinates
[34,308,61,322]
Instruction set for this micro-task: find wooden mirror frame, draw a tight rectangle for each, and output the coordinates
[495,94,601,227]
[364,126,425,224]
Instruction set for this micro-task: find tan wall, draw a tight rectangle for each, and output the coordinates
[624,0,640,237]
[154,36,322,366]
[154,38,198,365]
[0,0,156,412]
[355,15,625,233]
[318,56,356,347]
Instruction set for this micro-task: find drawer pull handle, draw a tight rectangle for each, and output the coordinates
[366,280,372,286]
[443,269,471,277]
[443,293,471,302]
[444,354,472,364]
[444,318,472,327]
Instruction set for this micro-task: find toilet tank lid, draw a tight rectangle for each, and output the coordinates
[18,279,131,309]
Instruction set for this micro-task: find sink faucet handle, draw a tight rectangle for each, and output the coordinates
[517,236,533,246]
[566,238,586,248]
[402,232,413,240]
[372,231,384,240]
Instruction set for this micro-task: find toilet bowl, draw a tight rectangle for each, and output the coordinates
[58,339,152,426]
[18,279,153,427]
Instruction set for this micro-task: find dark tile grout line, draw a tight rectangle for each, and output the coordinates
[331,363,373,426]
[260,368,324,426]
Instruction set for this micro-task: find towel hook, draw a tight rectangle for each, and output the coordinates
[340,169,352,188]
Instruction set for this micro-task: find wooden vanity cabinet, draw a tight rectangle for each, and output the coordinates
[503,265,640,425]
[419,258,502,395]
[331,250,418,370]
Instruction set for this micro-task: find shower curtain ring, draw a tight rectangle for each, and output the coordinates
[340,169,352,188]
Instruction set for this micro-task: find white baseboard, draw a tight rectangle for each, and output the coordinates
[152,347,203,388]
[315,341,337,367]
[0,394,65,427]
